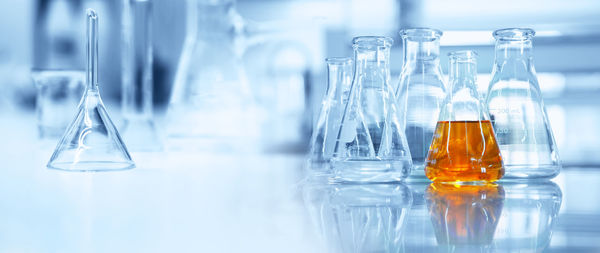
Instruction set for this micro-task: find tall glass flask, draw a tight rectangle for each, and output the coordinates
[307,57,353,167]
[166,0,257,150]
[486,28,561,179]
[425,51,504,183]
[396,28,446,179]
[121,0,161,151]
[332,36,412,183]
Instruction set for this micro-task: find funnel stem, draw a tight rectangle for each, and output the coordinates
[87,9,98,90]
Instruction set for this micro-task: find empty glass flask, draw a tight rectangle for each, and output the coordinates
[307,57,353,167]
[166,0,258,151]
[331,36,412,183]
[396,28,446,179]
[486,28,561,179]
[425,51,504,183]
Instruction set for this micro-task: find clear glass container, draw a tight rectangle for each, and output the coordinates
[166,0,258,151]
[47,9,134,171]
[396,28,446,179]
[331,36,412,183]
[486,28,561,179]
[425,51,504,183]
[121,0,162,151]
[307,57,353,168]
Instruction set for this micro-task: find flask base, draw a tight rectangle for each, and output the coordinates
[331,158,411,183]
[500,164,561,180]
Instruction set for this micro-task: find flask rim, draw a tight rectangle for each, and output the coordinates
[325,57,353,65]
[352,36,393,49]
[400,28,443,41]
[448,50,478,60]
[493,28,535,41]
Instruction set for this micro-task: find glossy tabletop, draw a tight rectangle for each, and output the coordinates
[0,110,598,252]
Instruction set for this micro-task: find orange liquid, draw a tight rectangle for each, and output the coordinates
[425,120,504,182]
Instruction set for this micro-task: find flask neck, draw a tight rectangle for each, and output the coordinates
[403,38,440,67]
[494,39,534,66]
[448,57,478,92]
[326,60,353,100]
[195,1,239,41]
[353,46,391,86]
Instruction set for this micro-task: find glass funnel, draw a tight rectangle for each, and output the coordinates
[120,0,162,151]
[396,28,446,179]
[331,36,412,183]
[166,0,258,151]
[307,57,353,168]
[47,9,134,171]
[486,28,561,179]
[426,183,505,252]
[425,51,504,183]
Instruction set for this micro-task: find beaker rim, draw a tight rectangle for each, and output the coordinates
[493,28,535,40]
[325,57,353,65]
[448,50,478,59]
[400,28,443,40]
[352,36,393,48]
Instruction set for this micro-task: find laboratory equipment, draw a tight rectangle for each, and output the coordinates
[425,51,504,183]
[493,182,562,252]
[486,28,561,179]
[396,28,446,179]
[307,57,353,167]
[47,9,134,171]
[331,36,412,183]
[303,181,412,252]
[32,70,85,139]
[426,183,505,251]
[166,0,258,151]
[121,0,161,151]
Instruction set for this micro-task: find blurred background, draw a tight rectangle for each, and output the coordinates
[1,0,600,161]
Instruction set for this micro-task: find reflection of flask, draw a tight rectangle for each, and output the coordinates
[166,0,257,150]
[426,183,505,251]
[396,28,446,179]
[303,182,413,253]
[493,182,562,252]
[332,36,412,183]
[307,57,353,167]
[486,28,561,179]
[425,51,504,183]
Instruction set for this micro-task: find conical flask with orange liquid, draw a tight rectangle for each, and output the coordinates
[425,51,504,183]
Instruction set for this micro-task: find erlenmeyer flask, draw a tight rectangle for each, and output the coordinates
[307,57,353,168]
[426,183,505,251]
[486,28,561,179]
[166,0,258,151]
[47,9,134,171]
[425,51,504,183]
[120,0,162,151]
[396,28,446,179]
[332,36,412,183]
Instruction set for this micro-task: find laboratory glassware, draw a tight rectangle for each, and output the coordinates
[396,28,446,179]
[307,57,353,167]
[121,0,161,151]
[426,183,505,251]
[486,28,561,179]
[425,51,504,183]
[493,182,562,252]
[166,0,258,150]
[303,181,412,253]
[32,70,85,139]
[331,36,412,183]
[47,9,134,171]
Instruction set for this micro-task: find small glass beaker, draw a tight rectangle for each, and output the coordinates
[32,70,85,139]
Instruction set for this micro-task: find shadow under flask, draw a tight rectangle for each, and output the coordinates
[485,28,561,179]
[396,28,446,179]
[307,57,353,167]
[425,51,504,183]
[332,36,412,183]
